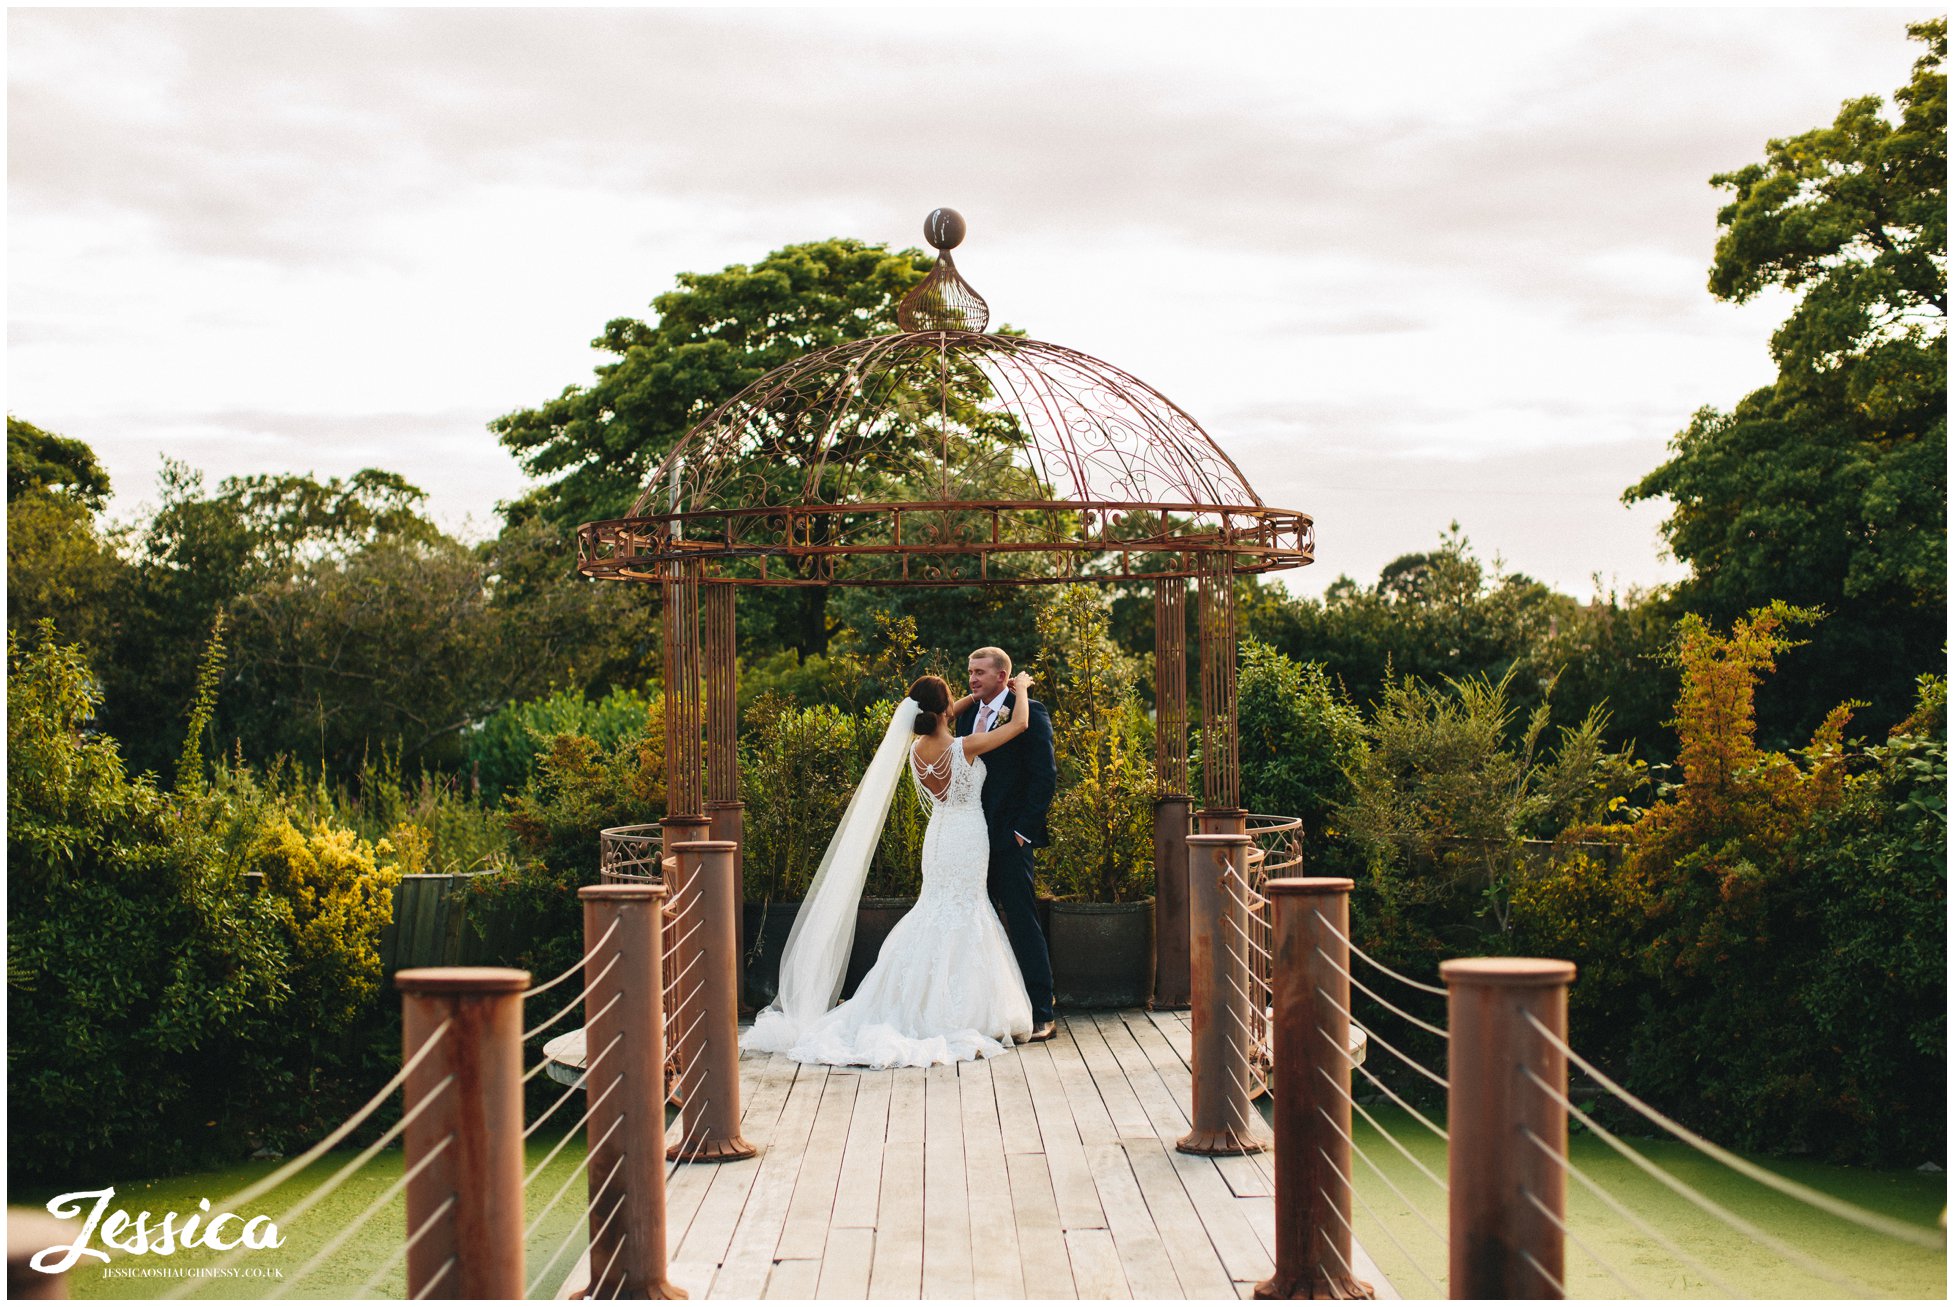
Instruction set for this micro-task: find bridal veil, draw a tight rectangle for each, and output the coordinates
[741,697,918,1054]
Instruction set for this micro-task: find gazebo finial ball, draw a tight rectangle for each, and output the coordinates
[924,208,966,251]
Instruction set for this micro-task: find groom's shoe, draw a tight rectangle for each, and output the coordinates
[1029,1020,1058,1043]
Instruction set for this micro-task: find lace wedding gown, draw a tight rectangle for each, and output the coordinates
[778,737,1034,1069]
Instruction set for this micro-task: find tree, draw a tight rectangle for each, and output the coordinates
[1627,19,1946,745]
[9,416,111,510]
[104,462,447,775]
[493,238,932,659]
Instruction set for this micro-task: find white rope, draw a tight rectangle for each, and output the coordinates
[584,1185,632,1298]
[523,920,622,999]
[1311,909,1449,996]
[1315,1064,1449,1195]
[412,1255,457,1299]
[525,1154,625,1297]
[595,1196,633,1298]
[524,951,621,1042]
[1523,1067,1886,1297]
[525,1072,624,1187]
[1521,1185,1642,1298]
[1328,1176,1446,1296]
[667,1107,712,1176]
[524,1029,623,1141]
[524,1112,626,1241]
[162,1073,457,1299]
[1522,1126,1746,1299]
[351,1192,455,1300]
[1518,1248,1565,1296]
[1318,1124,1448,1249]
[267,1133,455,1299]
[1524,1012,1946,1249]
[1316,988,1449,1088]
[1315,1019,1450,1137]
[171,1019,452,1232]
[1317,946,1450,1038]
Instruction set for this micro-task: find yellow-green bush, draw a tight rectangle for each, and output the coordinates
[246,817,401,1032]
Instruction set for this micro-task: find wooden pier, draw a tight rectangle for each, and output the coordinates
[639,1011,1395,1300]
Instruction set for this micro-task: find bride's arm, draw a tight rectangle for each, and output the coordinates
[947,691,979,718]
[961,674,1034,759]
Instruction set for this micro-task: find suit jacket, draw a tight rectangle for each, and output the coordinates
[957,691,1058,849]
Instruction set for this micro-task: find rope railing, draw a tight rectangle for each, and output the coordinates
[1311,908,1449,997]
[1520,1126,1746,1299]
[1522,1065,1890,1298]
[266,1133,456,1300]
[160,1057,459,1299]
[1523,1012,1946,1251]
[526,1154,625,1298]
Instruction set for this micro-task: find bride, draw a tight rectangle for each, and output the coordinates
[741,672,1036,1068]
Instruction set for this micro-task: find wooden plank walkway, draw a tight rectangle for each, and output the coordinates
[655,1010,1397,1300]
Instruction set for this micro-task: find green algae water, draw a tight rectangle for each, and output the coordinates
[1338,1104,1946,1299]
[17,1137,591,1300]
[18,1106,1945,1299]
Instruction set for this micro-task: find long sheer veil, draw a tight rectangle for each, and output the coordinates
[741,697,918,1055]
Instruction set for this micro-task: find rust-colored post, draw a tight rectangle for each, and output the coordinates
[9,1210,78,1299]
[1444,958,1576,1300]
[397,966,528,1300]
[1257,879,1373,1300]
[1178,833,1264,1156]
[662,558,705,822]
[702,581,747,1010]
[579,885,686,1299]
[667,840,755,1161]
[1198,808,1248,839]
[1152,796,1193,1010]
[1154,577,1192,1010]
[1196,551,1241,818]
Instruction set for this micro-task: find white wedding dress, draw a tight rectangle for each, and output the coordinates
[760,736,1034,1069]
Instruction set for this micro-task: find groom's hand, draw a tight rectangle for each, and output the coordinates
[1014,833,1029,847]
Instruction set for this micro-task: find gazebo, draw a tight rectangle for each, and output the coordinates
[576,209,1314,1011]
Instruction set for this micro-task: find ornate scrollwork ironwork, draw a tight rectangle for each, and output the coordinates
[583,215,1310,587]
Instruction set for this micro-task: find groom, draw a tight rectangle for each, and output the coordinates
[959,646,1058,1041]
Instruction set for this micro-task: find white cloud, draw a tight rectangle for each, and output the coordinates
[8,6,1938,589]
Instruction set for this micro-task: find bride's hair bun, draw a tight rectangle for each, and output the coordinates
[907,674,951,735]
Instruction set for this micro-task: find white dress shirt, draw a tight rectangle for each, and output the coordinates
[974,688,1028,845]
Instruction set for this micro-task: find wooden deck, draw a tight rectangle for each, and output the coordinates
[647,1010,1395,1300]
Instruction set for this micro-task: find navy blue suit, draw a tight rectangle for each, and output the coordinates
[958,691,1057,1024]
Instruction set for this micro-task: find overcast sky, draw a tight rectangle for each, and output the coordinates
[9,6,1939,597]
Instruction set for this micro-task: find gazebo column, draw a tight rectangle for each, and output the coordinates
[1153,576,1192,1010]
[702,581,747,1009]
[1196,552,1245,837]
[661,557,707,837]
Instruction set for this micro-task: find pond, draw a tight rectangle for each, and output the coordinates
[1327,1104,1945,1299]
[17,1105,1944,1299]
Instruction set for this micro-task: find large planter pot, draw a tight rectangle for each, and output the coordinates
[742,899,803,1008]
[842,897,918,999]
[1049,899,1154,1009]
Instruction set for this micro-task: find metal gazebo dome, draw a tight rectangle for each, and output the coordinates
[576,214,1312,587]
[577,211,1308,1042]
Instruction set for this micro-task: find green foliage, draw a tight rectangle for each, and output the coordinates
[243,817,400,1034]
[1339,667,1644,956]
[1039,589,1156,903]
[1627,22,1946,745]
[468,686,658,800]
[477,720,667,983]
[740,696,866,902]
[8,625,288,1179]
[1234,640,1364,869]
[9,415,111,511]
[7,421,127,659]
[1241,526,1671,759]
[493,238,932,531]
[1510,613,1945,1161]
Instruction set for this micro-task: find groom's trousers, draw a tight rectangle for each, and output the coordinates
[989,835,1055,1025]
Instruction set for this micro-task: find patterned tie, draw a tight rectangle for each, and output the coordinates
[979,703,995,732]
